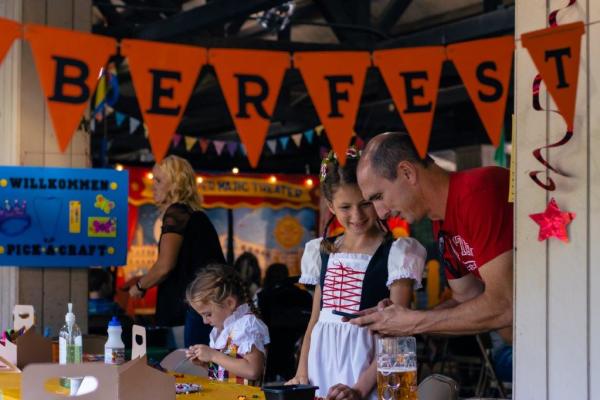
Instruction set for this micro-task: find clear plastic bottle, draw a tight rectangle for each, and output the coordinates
[104,316,125,365]
[58,303,82,388]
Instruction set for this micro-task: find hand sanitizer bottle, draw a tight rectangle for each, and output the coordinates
[59,303,82,388]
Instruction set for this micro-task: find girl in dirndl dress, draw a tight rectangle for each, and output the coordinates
[186,264,270,385]
[287,148,426,400]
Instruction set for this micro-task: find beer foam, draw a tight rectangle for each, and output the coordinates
[378,367,417,373]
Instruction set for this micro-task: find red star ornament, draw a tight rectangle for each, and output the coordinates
[529,198,575,242]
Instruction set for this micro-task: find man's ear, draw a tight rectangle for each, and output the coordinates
[397,161,417,184]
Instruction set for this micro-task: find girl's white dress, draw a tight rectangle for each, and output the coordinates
[299,237,426,399]
[208,303,270,384]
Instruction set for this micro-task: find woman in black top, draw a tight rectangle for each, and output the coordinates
[129,155,225,347]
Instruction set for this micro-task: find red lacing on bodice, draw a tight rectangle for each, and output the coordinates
[322,260,365,311]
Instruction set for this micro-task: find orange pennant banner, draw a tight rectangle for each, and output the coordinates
[521,21,585,130]
[447,36,514,147]
[374,47,446,158]
[209,49,290,168]
[121,39,207,163]
[0,18,21,65]
[294,52,370,165]
[25,24,116,152]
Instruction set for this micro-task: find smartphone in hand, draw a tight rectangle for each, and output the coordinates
[332,309,360,319]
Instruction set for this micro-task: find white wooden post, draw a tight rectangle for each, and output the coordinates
[515,1,596,399]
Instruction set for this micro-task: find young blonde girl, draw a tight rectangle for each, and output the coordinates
[186,264,269,384]
[287,148,426,400]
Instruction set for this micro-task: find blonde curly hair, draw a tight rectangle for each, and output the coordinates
[156,155,202,211]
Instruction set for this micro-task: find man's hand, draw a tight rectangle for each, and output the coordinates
[326,384,362,400]
[350,302,420,337]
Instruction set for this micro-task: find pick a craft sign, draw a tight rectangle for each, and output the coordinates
[0,166,128,267]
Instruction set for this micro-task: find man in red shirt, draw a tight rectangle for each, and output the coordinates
[352,132,513,345]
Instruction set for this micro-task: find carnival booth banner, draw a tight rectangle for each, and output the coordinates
[0,166,128,267]
[209,49,290,168]
[127,167,319,210]
[121,39,207,163]
[294,51,371,166]
[24,24,116,152]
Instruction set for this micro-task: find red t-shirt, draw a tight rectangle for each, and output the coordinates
[432,167,513,280]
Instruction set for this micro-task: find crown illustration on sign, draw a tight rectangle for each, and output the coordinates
[0,199,28,219]
[0,199,32,237]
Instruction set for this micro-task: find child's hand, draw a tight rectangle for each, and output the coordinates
[186,344,216,363]
[285,375,308,385]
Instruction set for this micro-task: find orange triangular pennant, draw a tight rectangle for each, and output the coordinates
[121,39,206,163]
[294,52,370,165]
[521,21,584,130]
[0,18,21,65]
[447,36,514,147]
[373,47,446,158]
[24,24,116,152]
[209,49,289,168]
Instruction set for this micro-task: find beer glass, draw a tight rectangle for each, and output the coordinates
[376,336,418,400]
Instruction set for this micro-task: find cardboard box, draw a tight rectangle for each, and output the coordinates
[0,305,52,369]
[0,356,20,373]
[21,357,175,400]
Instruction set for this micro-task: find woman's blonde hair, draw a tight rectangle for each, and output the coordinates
[186,264,260,316]
[156,155,202,210]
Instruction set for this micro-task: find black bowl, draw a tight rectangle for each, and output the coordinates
[262,384,319,400]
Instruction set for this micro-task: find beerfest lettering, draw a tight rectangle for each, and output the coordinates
[0,18,585,165]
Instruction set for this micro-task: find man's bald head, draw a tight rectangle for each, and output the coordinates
[360,132,433,180]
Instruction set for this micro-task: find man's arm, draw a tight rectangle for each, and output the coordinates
[351,250,512,337]
[415,250,512,334]
[433,273,484,310]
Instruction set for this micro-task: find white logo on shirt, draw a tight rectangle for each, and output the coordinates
[452,235,474,257]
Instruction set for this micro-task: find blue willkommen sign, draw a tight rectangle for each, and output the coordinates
[0,166,128,267]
